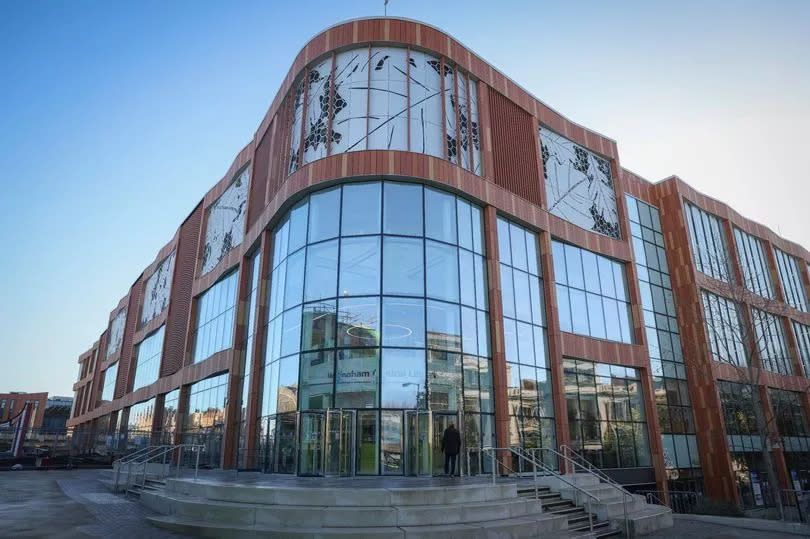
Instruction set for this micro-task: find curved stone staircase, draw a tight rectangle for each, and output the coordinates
[138,477,623,538]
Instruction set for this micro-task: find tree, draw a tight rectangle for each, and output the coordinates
[691,250,808,518]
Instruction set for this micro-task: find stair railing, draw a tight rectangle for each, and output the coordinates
[121,444,204,496]
[114,445,173,491]
[478,446,600,533]
[553,444,635,538]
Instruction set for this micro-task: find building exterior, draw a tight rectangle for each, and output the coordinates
[1,392,48,429]
[66,17,810,507]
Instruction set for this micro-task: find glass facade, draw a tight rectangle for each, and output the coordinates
[259,180,492,475]
[684,202,731,282]
[770,388,810,490]
[183,373,229,468]
[774,248,809,313]
[100,361,118,403]
[718,380,772,507]
[238,250,262,466]
[626,195,701,487]
[289,47,481,175]
[733,229,774,299]
[497,217,555,465]
[751,309,792,375]
[564,359,651,469]
[552,240,632,343]
[132,325,165,391]
[701,290,746,367]
[192,270,239,364]
[125,398,155,450]
[794,321,810,378]
[160,388,180,445]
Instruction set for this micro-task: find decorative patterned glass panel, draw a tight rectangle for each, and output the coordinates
[201,167,249,275]
[368,47,408,151]
[331,49,369,154]
[733,228,774,299]
[701,290,746,366]
[468,80,482,175]
[409,49,443,158]
[140,251,175,327]
[302,57,331,163]
[107,308,127,358]
[773,248,809,312]
[540,129,619,238]
[290,47,481,174]
[683,202,731,282]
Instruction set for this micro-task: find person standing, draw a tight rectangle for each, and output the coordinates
[441,423,461,476]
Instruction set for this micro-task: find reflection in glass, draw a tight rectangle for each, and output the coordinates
[382,297,425,348]
[426,300,461,352]
[305,240,338,302]
[381,349,426,408]
[335,348,379,408]
[308,187,341,243]
[338,297,380,347]
[383,237,424,296]
[342,182,381,236]
[299,351,334,410]
[340,237,381,296]
[384,182,423,236]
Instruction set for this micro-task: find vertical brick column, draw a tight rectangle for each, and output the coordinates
[483,206,510,468]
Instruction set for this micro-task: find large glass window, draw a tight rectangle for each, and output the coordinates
[552,240,632,343]
[752,309,792,375]
[291,47,481,174]
[192,270,239,364]
[564,359,651,469]
[100,361,118,403]
[683,202,731,282]
[701,290,746,367]
[237,251,262,466]
[733,229,774,299]
[160,388,180,445]
[794,321,810,378]
[132,325,165,391]
[259,180,492,474]
[718,380,772,507]
[626,195,701,484]
[125,398,155,450]
[774,248,808,313]
[184,373,229,468]
[498,217,555,464]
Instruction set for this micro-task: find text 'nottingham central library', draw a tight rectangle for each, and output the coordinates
[68,17,810,509]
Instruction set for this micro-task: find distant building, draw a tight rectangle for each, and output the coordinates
[0,392,48,429]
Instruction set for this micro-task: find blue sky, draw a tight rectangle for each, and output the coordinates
[1,1,808,397]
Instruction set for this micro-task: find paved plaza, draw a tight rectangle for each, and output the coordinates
[0,469,188,538]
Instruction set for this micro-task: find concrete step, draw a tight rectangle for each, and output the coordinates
[583,494,646,521]
[142,490,549,528]
[559,483,630,504]
[164,478,517,507]
[148,511,568,539]
[613,504,673,536]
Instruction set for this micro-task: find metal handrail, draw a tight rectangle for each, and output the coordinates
[120,444,204,495]
[556,444,633,538]
[114,445,174,490]
[478,446,599,534]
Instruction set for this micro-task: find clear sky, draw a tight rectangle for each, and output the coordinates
[1,1,808,397]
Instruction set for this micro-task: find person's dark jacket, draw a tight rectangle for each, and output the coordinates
[441,426,461,456]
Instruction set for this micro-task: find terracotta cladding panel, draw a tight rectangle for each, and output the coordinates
[162,204,202,377]
[487,90,542,206]
[248,126,272,229]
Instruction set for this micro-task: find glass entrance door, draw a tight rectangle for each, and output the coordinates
[432,412,462,476]
[325,410,355,476]
[299,412,325,476]
[405,410,431,476]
